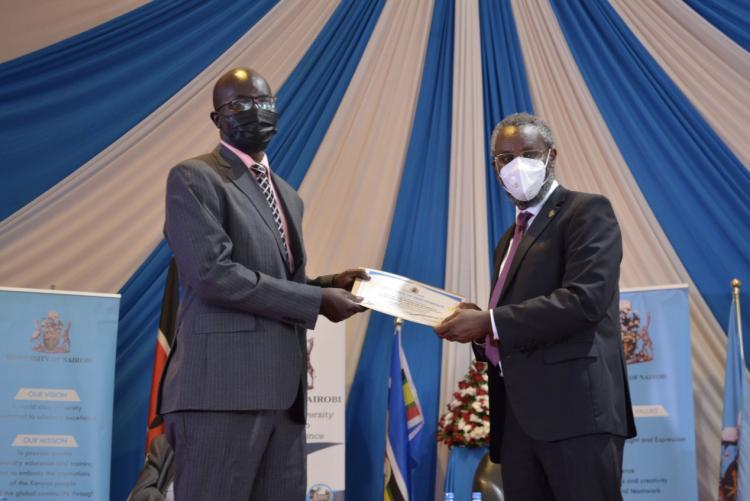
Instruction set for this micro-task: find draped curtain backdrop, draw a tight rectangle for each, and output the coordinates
[0,1,748,500]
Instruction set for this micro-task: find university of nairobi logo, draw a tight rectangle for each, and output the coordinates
[307,484,333,501]
[619,300,653,364]
[30,311,71,353]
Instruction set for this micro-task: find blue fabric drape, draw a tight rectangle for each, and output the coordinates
[268,0,385,186]
[549,0,750,357]
[478,0,534,266]
[683,0,750,53]
[110,242,172,501]
[0,0,277,220]
[109,1,387,499]
[346,2,454,499]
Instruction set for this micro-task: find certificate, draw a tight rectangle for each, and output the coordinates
[352,268,464,327]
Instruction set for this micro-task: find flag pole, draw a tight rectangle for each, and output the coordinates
[395,317,403,327]
[732,278,744,367]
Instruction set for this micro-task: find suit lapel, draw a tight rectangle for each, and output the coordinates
[500,186,569,299]
[492,226,514,280]
[215,146,290,266]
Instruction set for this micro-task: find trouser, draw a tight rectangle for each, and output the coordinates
[501,403,625,501]
[164,408,305,501]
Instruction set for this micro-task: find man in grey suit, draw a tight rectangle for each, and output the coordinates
[160,67,368,500]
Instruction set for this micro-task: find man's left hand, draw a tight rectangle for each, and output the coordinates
[332,268,370,291]
[434,309,490,343]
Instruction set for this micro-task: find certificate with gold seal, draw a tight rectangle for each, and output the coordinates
[351,268,464,327]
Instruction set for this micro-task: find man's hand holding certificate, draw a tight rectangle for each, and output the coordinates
[351,268,464,327]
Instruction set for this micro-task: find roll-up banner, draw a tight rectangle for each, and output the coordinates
[0,287,120,500]
[306,318,345,501]
[620,284,697,500]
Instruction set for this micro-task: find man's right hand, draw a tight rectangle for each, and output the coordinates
[320,288,367,322]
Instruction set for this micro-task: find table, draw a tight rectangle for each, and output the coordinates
[443,446,489,500]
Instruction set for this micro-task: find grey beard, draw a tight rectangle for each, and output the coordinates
[507,172,555,210]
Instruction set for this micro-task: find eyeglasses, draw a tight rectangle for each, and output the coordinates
[493,149,548,167]
[216,96,277,113]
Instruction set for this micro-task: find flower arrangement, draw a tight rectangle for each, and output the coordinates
[436,360,490,447]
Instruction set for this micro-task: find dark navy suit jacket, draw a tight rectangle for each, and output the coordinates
[476,186,637,462]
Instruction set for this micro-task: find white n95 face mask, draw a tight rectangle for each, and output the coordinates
[498,150,551,201]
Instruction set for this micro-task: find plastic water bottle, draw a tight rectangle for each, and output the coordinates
[444,493,455,501]
[472,493,483,500]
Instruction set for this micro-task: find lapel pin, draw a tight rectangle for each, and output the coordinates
[548,209,556,218]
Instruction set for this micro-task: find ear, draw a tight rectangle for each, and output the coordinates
[210,111,220,128]
[549,147,557,163]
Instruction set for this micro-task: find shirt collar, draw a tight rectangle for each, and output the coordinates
[221,140,271,174]
[516,179,560,219]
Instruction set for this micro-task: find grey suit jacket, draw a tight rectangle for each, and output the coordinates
[158,145,324,416]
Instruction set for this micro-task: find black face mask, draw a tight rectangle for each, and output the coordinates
[218,108,279,154]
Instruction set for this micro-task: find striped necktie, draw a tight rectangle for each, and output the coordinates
[251,163,289,262]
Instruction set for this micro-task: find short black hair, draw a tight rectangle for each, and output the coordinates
[491,112,555,152]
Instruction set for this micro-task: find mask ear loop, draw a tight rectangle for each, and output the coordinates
[495,162,510,191]
[539,148,553,184]
[523,149,554,206]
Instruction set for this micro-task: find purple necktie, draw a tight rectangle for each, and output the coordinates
[485,211,532,366]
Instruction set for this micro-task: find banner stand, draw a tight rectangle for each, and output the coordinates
[0,286,120,500]
[620,284,697,500]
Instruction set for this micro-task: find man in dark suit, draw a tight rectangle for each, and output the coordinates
[159,67,367,500]
[436,113,636,500]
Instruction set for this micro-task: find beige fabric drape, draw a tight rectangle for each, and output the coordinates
[611,0,750,169]
[435,0,491,493]
[0,0,149,63]
[0,0,339,292]
[511,1,725,498]
[298,0,436,393]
